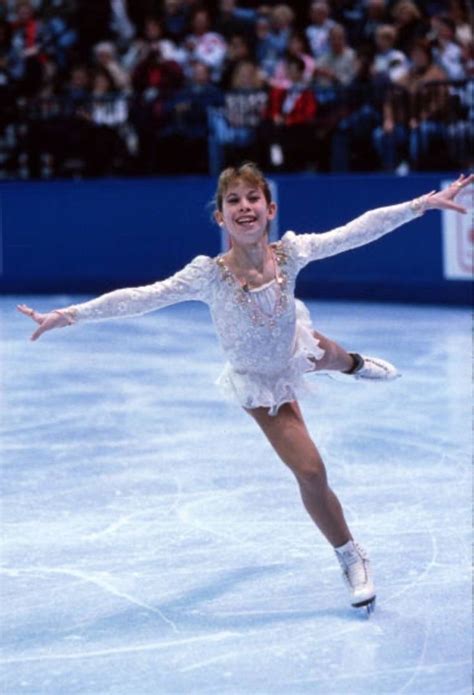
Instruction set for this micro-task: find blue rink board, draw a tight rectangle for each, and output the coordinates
[1,297,472,695]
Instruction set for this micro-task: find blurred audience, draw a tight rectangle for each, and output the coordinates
[0,0,470,177]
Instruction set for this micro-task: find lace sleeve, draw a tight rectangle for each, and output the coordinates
[57,255,215,323]
[282,200,424,271]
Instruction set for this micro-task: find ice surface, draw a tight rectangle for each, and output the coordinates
[1,297,472,694]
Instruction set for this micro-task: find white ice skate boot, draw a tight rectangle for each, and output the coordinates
[335,540,376,614]
[346,353,399,381]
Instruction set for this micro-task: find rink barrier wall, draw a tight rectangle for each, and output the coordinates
[0,174,471,304]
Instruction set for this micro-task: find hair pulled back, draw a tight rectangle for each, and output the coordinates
[214,162,272,213]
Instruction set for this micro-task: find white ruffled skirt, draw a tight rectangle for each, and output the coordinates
[216,300,325,416]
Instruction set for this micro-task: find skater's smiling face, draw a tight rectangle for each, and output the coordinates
[214,165,276,247]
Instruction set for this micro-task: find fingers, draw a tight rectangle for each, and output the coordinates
[448,173,473,209]
[450,173,474,194]
[444,202,467,214]
[17,303,33,316]
[30,324,47,341]
[30,317,55,341]
[17,304,42,323]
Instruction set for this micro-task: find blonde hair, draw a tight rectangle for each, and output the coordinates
[214,162,272,213]
[272,4,295,28]
[391,0,422,22]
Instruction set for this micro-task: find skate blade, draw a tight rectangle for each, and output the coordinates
[353,597,376,617]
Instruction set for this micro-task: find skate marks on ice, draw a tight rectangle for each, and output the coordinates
[1,299,472,694]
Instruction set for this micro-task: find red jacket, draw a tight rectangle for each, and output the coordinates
[267,86,317,126]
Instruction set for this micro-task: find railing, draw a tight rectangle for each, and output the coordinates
[0,81,471,180]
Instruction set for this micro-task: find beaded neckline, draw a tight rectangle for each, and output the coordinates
[216,242,289,329]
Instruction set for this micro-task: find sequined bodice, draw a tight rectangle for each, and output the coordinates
[212,252,296,374]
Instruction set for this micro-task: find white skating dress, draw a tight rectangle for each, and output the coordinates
[60,202,422,414]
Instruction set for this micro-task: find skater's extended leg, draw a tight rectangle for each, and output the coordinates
[310,330,354,372]
[311,329,399,380]
[247,401,352,547]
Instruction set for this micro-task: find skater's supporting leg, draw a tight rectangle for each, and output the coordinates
[246,401,352,548]
[248,401,376,610]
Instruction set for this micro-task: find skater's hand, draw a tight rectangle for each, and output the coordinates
[424,173,474,214]
[16,304,70,341]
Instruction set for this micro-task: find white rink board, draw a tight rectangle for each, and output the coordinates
[441,181,473,280]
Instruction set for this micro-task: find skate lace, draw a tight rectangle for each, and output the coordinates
[338,544,369,588]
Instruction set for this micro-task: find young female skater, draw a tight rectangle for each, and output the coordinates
[18,165,472,613]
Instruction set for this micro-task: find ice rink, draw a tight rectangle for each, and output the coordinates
[1,296,472,694]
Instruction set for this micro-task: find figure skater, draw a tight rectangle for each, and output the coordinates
[17,165,472,613]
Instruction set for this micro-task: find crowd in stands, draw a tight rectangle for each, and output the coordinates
[0,0,472,178]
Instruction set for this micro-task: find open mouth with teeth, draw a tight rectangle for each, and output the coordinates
[236,216,257,226]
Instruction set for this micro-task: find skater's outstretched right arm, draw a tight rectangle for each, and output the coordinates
[17,255,215,341]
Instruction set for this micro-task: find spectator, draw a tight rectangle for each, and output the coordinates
[330,46,384,171]
[226,59,267,128]
[430,14,465,80]
[123,15,187,75]
[131,44,183,96]
[157,60,223,172]
[354,0,388,51]
[372,24,410,83]
[398,38,448,91]
[208,58,267,172]
[184,8,227,82]
[254,14,280,79]
[66,67,129,176]
[162,0,191,44]
[270,31,316,88]
[220,32,254,90]
[38,3,77,74]
[262,54,318,170]
[391,0,428,55]
[131,44,184,172]
[228,59,266,99]
[126,1,162,38]
[314,24,356,87]
[11,1,40,49]
[305,1,336,60]
[90,69,129,127]
[267,4,295,59]
[215,0,256,41]
[10,0,43,95]
[448,0,472,48]
[62,63,91,106]
[93,41,130,92]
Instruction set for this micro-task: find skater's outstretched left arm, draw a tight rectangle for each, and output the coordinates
[286,173,473,269]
